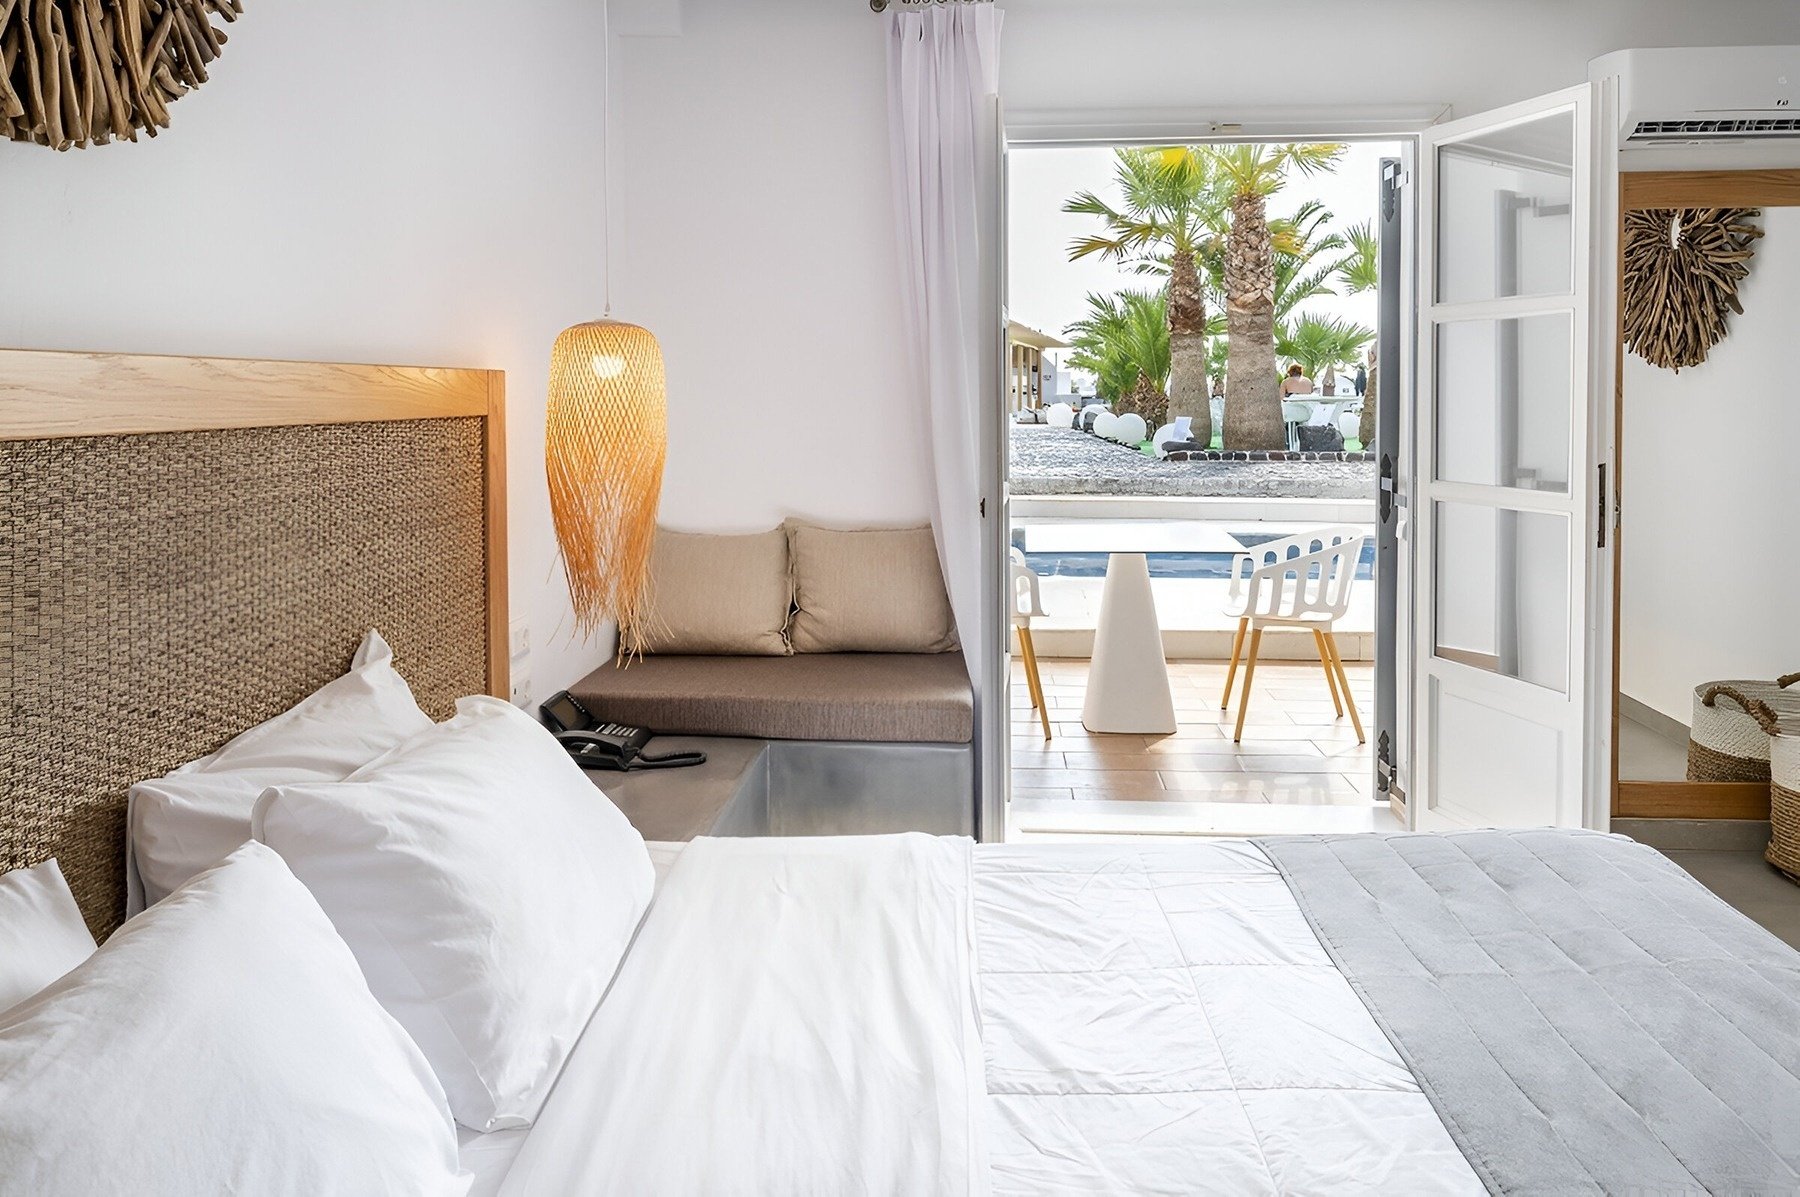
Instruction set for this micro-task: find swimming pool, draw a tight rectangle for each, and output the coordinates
[1012,530,1376,581]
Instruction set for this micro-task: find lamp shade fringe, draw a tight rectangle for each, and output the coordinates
[545,319,667,651]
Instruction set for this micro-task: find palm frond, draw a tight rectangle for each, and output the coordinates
[1063,289,1172,401]
[1336,220,1379,294]
[1276,313,1375,377]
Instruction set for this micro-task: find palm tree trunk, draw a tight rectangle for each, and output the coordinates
[1116,374,1167,428]
[1223,190,1283,450]
[1358,359,1377,448]
[1165,251,1210,444]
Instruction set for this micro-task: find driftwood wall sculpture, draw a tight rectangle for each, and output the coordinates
[0,0,243,149]
[1622,206,1762,372]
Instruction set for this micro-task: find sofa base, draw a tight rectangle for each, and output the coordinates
[590,736,975,841]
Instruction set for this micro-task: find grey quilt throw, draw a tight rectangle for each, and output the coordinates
[1254,830,1800,1196]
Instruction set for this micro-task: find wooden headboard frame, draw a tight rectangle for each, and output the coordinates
[0,348,509,935]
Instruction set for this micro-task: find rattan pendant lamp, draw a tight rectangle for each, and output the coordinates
[545,0,666,644]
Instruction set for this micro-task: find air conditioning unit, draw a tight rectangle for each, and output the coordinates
[1591,46,1800,144]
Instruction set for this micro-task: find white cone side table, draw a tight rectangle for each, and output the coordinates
[1081,552,1177,734]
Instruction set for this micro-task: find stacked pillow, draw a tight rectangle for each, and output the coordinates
[254,695,654,1130]
[3,630,660,1188]
[0,859,96,1013]
[128,629,433,910]
[0,844,469,1193]
[627,520,960,656]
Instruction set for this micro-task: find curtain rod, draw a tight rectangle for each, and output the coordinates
[870,0,992,11]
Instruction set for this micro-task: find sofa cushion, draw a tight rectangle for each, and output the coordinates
[570,653,973,744]
[786,522,958,654]
[623,527,792,657]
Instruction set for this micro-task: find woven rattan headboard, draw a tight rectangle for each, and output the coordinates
[0,349,509,937]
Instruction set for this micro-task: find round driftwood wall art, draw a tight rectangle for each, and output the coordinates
[1622,206,1762,372]
[0,0,243,149]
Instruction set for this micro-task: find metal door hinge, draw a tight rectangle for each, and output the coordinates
[1375,731,1405,803]
[1377,454,1407,523]
[1380,164,1410,220]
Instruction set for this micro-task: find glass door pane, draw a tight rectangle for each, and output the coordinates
[1432,503,1570,692]
[1436,110,1575,304]
[1435,314,1573,492]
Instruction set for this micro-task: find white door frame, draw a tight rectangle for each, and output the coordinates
[993,96,1621,835]
[1584,75,1621,833]
[991,112,1436,837]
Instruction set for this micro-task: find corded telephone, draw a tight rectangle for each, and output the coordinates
[538,691,707,772]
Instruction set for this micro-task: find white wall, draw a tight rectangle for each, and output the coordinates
[0,1,613,703]
[616,0,931,532]
[618,0,1800,535]
[1620,206,1800,723]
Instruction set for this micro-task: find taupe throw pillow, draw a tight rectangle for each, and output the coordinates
[786,522,959,654]
[625,528,792,656]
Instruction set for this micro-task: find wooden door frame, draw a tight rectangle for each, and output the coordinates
[1611,169,1800,820]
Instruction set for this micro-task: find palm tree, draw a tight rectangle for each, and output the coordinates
[1064,148,1223,442]
[1277,314,1374,383]
[1063,290,1171,426]
[1204,143,1345,449]
[1333,220,1382,447]
[1335,220,1379,295]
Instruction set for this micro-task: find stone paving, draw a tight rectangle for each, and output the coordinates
[1009,424,1375,498]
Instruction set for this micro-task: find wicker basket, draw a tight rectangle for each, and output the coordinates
[1768,732,1800,884]
[1686,675,1800,782]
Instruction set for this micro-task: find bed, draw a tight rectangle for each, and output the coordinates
[471,835,1480,1196]
[464,832,1798,1196]
[3,348,1797,1195]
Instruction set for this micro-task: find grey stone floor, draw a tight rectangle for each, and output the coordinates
[1668,849,1800,950]
[1010,424,1375,499]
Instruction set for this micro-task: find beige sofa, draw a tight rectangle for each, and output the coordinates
[569,522,977,839]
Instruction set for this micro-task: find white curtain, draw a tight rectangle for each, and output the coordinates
[885,0,1001,765]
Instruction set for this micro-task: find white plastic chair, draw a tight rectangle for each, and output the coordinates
[1219,527,1367,743]
[1281,401,1314,451]
[1010,547,1052,740]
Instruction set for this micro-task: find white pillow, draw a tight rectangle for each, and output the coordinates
[128,629,433,911]
[0,860,96,1013]
[254,695,655,1132]
[0,843,468,1194]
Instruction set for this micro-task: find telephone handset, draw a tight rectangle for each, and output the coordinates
[538,691,707,772]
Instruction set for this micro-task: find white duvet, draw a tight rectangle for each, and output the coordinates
[474,837,1480,1195]
[496,834,987,1195]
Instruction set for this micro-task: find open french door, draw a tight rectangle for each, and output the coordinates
[1407,83,1613,830]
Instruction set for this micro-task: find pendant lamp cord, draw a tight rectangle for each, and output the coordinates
[601,0,613,318]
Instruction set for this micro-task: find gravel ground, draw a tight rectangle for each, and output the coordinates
[1010,424,1375,499]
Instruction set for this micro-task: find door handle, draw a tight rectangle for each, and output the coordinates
[1596,463,1607,549]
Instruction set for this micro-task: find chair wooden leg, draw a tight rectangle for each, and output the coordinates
[1018,626,1052,741]
[1324,631,1365,744]
[1312,628,1344,717]
[1221,617,1248,710]
[1232,628,1264,743]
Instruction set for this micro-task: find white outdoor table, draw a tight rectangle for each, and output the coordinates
[1080,552,1177,734]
